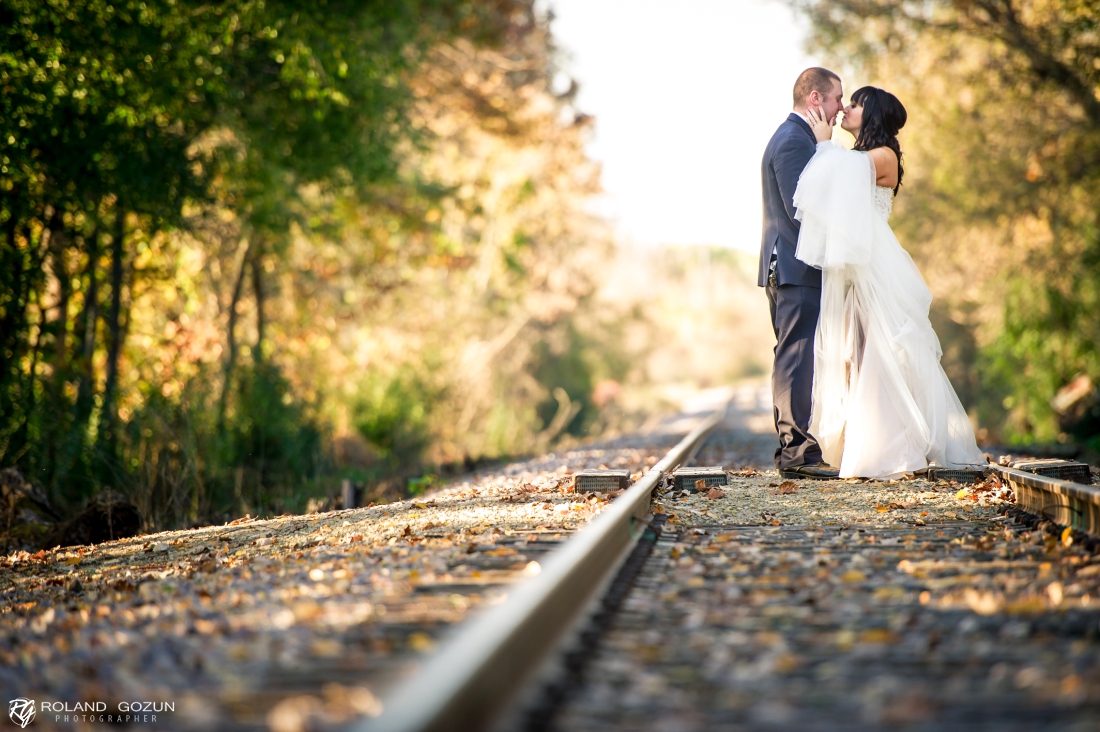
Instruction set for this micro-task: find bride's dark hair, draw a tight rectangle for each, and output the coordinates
[851,86,907,196]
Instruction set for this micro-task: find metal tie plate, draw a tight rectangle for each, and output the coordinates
[1011,459,1093,485]
[925,467,987,484]
[572,469,631,493]
[671,466,728,492]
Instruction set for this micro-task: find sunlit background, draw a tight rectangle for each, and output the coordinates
[550,0,812,250]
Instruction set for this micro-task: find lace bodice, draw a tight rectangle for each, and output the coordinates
[874,186,894,221]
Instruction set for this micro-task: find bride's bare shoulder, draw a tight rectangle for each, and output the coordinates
[866,147,898,172]
[866,147,898,186]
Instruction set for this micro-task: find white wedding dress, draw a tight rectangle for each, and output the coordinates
[793,141,985,479]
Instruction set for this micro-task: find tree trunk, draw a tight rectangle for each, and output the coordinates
[5,218,52,466]
[43,210,70,487]
[73,221,100,433]
[217,238,254,430]
[99,205,126,463]
[0,215,26,463]
[0,215,23,392]
[8,285,43,466]
[252,244,265,364]
[47,214,71,393]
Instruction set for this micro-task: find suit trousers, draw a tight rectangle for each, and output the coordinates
[767,281,824,469]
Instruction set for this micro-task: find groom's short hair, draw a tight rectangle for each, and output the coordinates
[793,67,841,107]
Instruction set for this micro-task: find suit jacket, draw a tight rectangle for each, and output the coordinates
[758,113,822,288]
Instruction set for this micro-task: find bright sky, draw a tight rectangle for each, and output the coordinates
[548,0,817,252]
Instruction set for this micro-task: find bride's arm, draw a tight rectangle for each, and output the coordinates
[867,147,898,188]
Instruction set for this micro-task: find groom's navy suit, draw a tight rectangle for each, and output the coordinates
[759,113,824,469]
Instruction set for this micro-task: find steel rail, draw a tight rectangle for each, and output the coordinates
[991,464,1100,534]
[358,406,726,732]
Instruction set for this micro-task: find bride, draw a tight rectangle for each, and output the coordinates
[795,86,986,479]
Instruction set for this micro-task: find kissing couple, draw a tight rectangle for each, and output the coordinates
[760,67,986,481]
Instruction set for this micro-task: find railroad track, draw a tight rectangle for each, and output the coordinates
[361,409,1100,732]
[359,407,727,732]
[5,390,1098,731]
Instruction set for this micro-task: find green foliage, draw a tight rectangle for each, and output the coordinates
[227,361,322,484]
[117,361,325,526]
[982,237,1100,442]
[353,367,436,469]
[531,323,598,438]
[406,474,437,497]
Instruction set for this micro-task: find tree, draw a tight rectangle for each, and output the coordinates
[0,0,527,510]
[796,0,1100,446]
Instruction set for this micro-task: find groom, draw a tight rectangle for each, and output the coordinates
[759,67,844,480]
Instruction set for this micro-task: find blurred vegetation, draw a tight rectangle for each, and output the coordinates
[796,0,1100,451]
[0,0,649,529]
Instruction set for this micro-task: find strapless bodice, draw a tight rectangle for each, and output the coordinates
[874,185,894,221]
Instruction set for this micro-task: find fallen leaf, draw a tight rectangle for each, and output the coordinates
[695,478,708,491]
[1005,597,1046,615]
[774,653,801,673]
[408,632,437,653]
[964,588,1002,615]
[706,487,726,500]
[860,628,898,644]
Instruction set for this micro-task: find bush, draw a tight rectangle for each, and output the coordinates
[354,367,437,470]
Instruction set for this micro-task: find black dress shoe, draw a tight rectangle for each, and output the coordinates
[780,462,840,480]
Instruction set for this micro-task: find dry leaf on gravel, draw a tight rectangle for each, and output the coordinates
[706,488,725,500]
[774,481,798,495]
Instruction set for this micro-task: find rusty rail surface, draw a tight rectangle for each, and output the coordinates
[992,463,1100,534]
